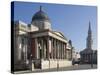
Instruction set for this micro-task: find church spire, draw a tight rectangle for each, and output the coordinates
[86,21,93,49]
[88,21,91,34]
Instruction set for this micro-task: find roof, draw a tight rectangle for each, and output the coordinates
[29,29,68,43]
[53,31,68,40]
[32,6,50,22]
[80,48,93,54]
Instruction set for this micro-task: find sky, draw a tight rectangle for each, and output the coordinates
[12,1,97,52]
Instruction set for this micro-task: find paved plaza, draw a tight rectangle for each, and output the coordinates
[14,64,97,74]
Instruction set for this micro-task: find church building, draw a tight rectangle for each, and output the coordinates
[80,22,97,64]
[13,6,73,71]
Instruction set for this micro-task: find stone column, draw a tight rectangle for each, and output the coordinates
[47,37,50,59]
[55,39,57,59]
[57,41,58,59]
[25,36,27,63]
[65,49,67,59]
[58,41,60,59]
[41,38,44,59]
[53,38,54,59]
[62,43,64,59]
[17,36,22,61]
[63,44,65,59]
[61,42,63,59]
[52,38,54,59]
[35,38,38,59]
[84,54,86,60]
[51,38,53,59]
[60,41,62,59]
[66,49,68,59]
[62,42,64,59]
[59,41,61,59]
[54,39,56,59]
[56,40,59,59]
[60,42,61,59]
[53,38,55,59]
[52,38,56,59]
[86,54,87,60]
[65,44,67,59]
[23,37,25,61]
[56,40,58,59]
[63,43,65,59]
[43,38,46,59]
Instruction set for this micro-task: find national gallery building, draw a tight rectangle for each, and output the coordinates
[13,6,73,71]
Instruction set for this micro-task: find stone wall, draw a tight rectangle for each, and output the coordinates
[50,60,57,68]
[41,59,72,69]
[41,60,49,69]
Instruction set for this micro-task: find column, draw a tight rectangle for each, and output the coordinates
[53,38,55,59]
[44,37,48,59]
[66,49,68,59]
[23,36,25,61]
[62,42,63,59]
[51,38,53,59]
[41,38,44,59]
[54,39,56,59]
[43,38,46,59]
[47,37,50,59]
[61,43,63,59]
[62,43,64,59]
[25,36,27,62]
[60,42,62,59]
[84,54,86,60]
[86,54,87,60]
[65,49,67,59]
[18,36,22,61]
[49,38,52,59]
[56,40,58,59]
[58,41,60,59]
[61,42,63,59]
[65,44,67,59]
[63,43,64,59]
[35,38,38,59]
[53,38,54,59]
[59,41,61,59]
[56,40,59,59]
[63,44,65,59]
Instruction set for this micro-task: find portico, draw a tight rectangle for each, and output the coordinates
[29,29,72,69]
[30,29,70,60]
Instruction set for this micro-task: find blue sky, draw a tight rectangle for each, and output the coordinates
[13,1,97,52]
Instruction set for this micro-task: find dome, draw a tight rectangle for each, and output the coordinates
[32,6,50,22]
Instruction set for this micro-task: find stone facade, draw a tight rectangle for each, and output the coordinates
[13,6,73,71]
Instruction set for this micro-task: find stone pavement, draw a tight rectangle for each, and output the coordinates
[14,64,97,74]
